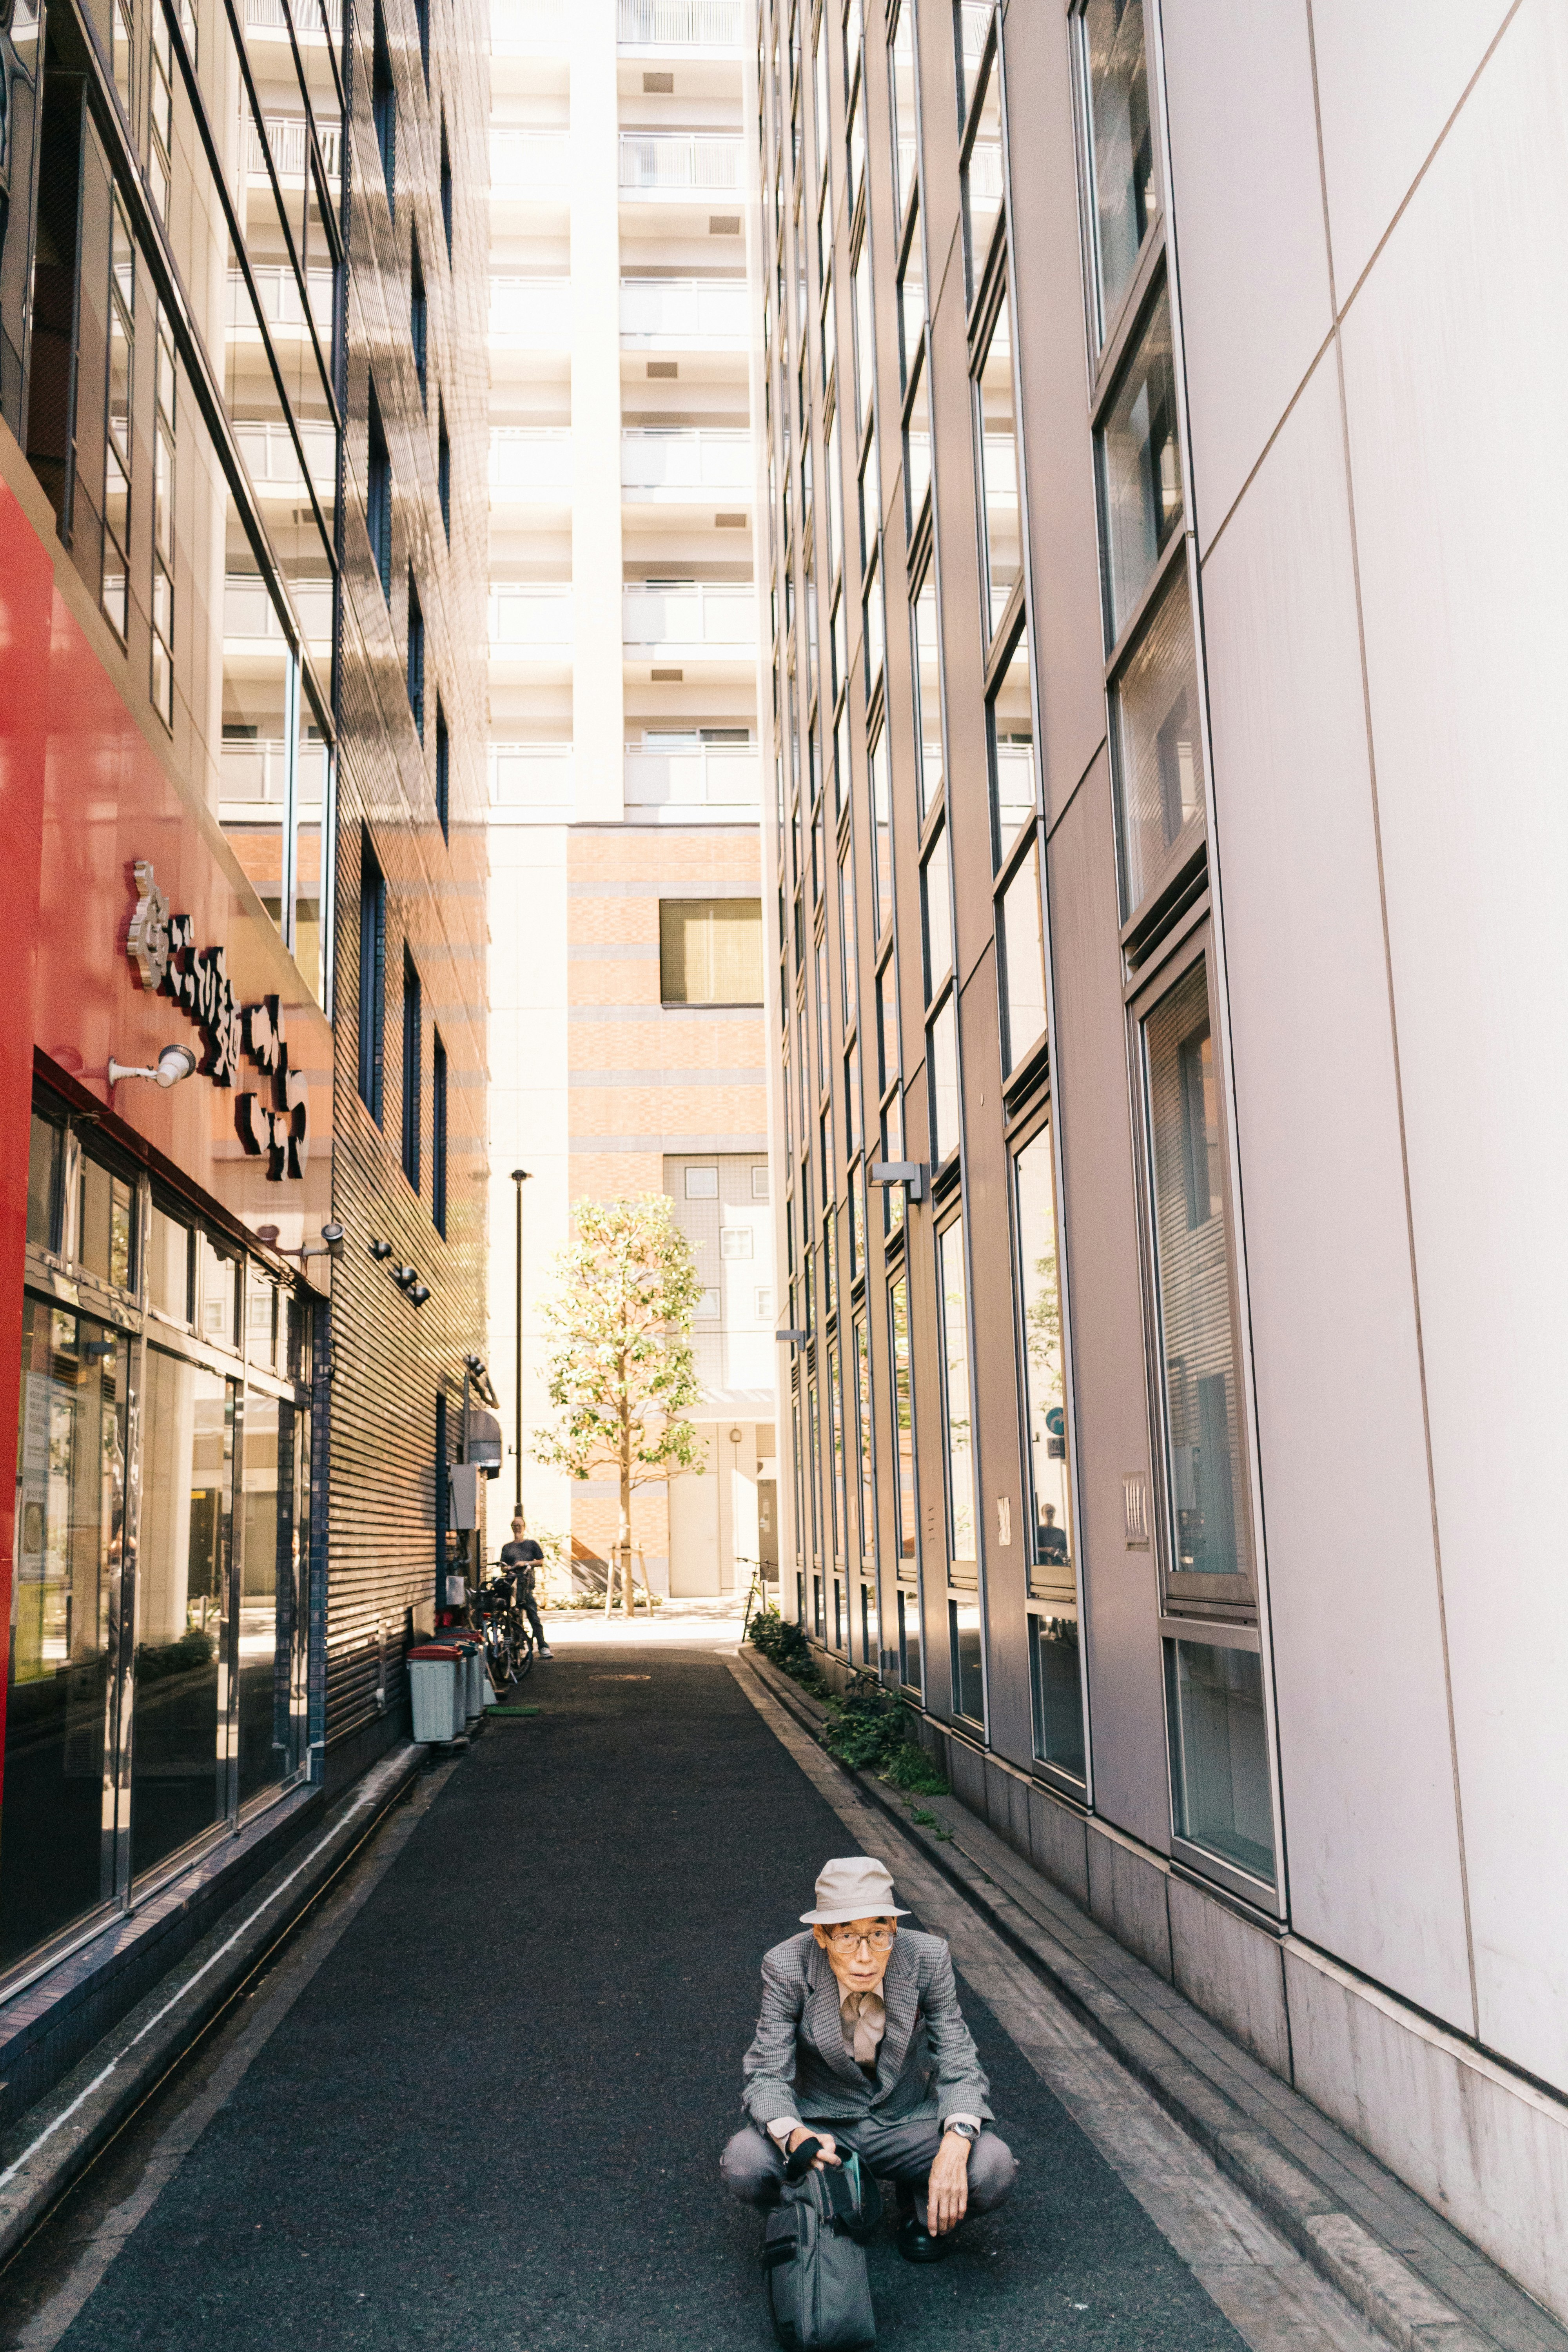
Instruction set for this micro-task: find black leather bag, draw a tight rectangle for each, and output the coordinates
[763,2148,881,2350]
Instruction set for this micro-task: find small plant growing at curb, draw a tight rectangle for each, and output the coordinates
[746,1606,830,1697]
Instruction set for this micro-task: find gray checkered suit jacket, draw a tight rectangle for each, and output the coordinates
[740,1929,992,2131]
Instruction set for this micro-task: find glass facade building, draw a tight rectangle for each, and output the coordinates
[755,0,1568,2312]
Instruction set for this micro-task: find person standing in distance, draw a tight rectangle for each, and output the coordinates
[499,1512,553,1659]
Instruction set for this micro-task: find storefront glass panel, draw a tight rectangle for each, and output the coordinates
[2,1303,128,1972]
[131,1354,235,1881]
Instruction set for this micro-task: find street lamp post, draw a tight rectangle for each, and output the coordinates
[511,1168,533,1517]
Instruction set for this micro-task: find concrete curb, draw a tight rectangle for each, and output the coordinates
[740,1650,1535,2352]
[0,1741,430,2270]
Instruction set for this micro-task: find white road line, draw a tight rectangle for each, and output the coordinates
[726,1656,1392,2352]
[2,1763,459,2352]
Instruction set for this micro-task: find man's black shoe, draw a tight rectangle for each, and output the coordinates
[897,2212,951,2265]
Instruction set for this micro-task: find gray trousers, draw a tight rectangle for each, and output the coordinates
[722,2116,1016,2213]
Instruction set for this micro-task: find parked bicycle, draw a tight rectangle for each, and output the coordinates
[474,1567,535,1688]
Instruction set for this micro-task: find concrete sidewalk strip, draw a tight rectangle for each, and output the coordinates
[729,1651,1561,2352]
[0,1742,428,2271]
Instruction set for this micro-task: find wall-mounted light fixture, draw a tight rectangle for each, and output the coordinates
[267,1221,345,1263]
[107,1042,198,1090]
[869,1160,928,1204]
[368,1239,394,1261]
[775,1328,809,1348]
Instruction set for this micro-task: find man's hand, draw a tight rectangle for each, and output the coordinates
[786,2125,840,2170]
[926,2131,971,2234]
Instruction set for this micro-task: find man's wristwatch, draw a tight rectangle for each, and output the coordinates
[945,2121,980,2145]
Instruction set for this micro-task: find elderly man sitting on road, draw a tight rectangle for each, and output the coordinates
[721,1856,1016,2261]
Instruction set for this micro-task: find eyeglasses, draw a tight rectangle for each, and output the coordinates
[825,1926,897,1953]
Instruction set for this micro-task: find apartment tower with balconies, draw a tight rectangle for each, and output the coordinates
[486,0,776,1599]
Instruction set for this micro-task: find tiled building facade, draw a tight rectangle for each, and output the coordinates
[758,0,1568,2313]
[486,0,774,1596]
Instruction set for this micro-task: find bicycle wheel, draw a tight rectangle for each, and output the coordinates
[486,1623,515,1690]
[514,1616,536,1680]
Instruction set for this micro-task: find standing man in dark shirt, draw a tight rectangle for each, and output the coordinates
[499,1512,553,1659]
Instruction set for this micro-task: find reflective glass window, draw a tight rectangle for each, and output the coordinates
[1143,958,1250,1586]
[988,624,1034,860]
[888,1273,915,1570]
[999,844,1047,1074]
[1030,1613,1086,1780]
[929,992,959,1165]
[889,3,918,219]
[949,1597,984,1723]
[2,1304,129,1969]
[132,1356,235,1879]
[1112,566,1205,916]
[1078,0,1155,339]
[1098,288,1182,642]
[869,726,893,938]
[1014,1120,1074,1590]
[898,208,924,393]
[977,294,1018,633]
[855,1314,875,1565]
[904,357,931,528]
[1167,1640,1274,1882]
[962,51,1003,302]
[939,1221,976,1573]
[913,575,944,818]
[922,822,951,997]
[898,1583,922,1691]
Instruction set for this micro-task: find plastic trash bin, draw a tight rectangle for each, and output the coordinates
[408,1644,464,1743]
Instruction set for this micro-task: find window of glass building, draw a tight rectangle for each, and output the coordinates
[855,1313,875,1563]
[660,899,764,1005]
[1166,1637,1274,1884]
[814,11,831,194]
[955,0,996,124]
[358,839,387,1122]
[859,423,880,574]
[976,293,1019,637]
[1030,1615,1087,1780]
[998,842,1047,1075]
[862,550,885,697]
[1098,287,1181,642]
[151,308,176,726]
[888,1272,916,1574]
[889,2,918,221]
[922,821,951,998]
[1013,1119,1075,1589]
[1075,0,1156,342]
[1112,566,1206,918]
[987,620,1034,863]
[950,1598,984,1724]
[853,230,875,436]
[103,197,134,642]
[939,1219,977,1574]
[961,38,1003,305]
[869,725,893,938]
[401,949,423,1189]
[929,993,960,1166]
[913,573,944,818]
[846,60,866,222]
[898,1585,922,1691]
[898,206,924,396]
[1141,954,1253,1599]
[828,1341,847,1570]
[904,354,931,529]
[838,853,859,1032]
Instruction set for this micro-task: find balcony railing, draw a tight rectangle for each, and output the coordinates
[489,743,574,805]
[234,417,337,488]
[244,0,342,36]
[230,262,335,336]
[622,582,755,644]
[617,0,743,44]
[619,275,749,341]
[246,114,341,181]
[625,743,760,807]
[619,134,740,191]
[621,428,751,492]
[489,585,573,646]
[491,129,571,192]
[221,738,290,804]
[490,428,572,493]
[224,573,334,641]
[489,276,572,340]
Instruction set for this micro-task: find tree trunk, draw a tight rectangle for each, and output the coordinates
[619,1397,634,1617]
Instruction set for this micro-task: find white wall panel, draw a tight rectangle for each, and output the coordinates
[1338,0,1568,2091]
[1202,357,1472,2027]
[1310,0,1512,295]
[1161,0,1331,550]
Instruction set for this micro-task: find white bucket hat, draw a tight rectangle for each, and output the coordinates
[800,1856,911,1927]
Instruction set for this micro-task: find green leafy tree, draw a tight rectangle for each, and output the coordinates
[534,1196,703,1613]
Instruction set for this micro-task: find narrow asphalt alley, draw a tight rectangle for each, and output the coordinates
[0,1647,1379,2350]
